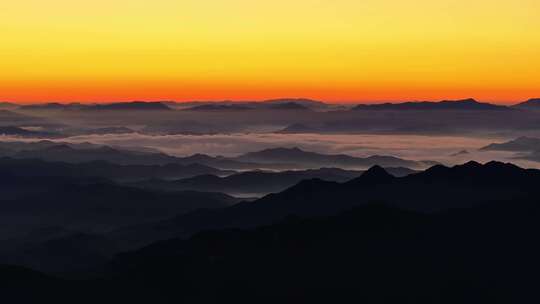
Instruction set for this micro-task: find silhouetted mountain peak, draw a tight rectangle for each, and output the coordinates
[185,153,215,162]
[460,160,483,169]
[483,160,522,172]
[347,165,395,185]
[413,161,531,184]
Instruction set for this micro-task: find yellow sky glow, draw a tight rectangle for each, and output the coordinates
[1,0,539,103]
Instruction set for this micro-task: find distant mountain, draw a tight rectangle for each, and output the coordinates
[0,102,18,110]
[0,126,59,138]
[174,153,291,170]
[0,110,43,125]
[3,143,184,165]
[173,98,330,111]
[19,103,82,111]
[83,101,171,111]
[480,136,540,152]
[185,104,253,111]
[19,101,172,111]
[0,141,436,170]
[0,140,278,169]
[276,123,319,134]
[185,101,313,111]
[480,137,540,163]
[77,126,135,135]
[262,98,327,108]
[132,167,416,197]
[235,147,436,169]
[353,98,510,111]
[513,98,540,110]
[0,158,234,182]
[0,140,181,165]
[0,140,91,153]
[450,149,470,156]
[267,102,310,110]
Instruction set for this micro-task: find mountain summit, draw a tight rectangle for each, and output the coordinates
[346,165,395,185]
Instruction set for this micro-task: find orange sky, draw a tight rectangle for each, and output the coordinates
[1,0,539,104]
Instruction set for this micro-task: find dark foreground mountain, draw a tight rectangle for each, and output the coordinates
[0,170,239,273]
[3,199,540,303]
[353,98,510,111]
[110,161,540,250]
[1,161,540,303]
[0,174,238,234]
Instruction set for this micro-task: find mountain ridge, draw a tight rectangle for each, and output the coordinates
[353,98,510,111]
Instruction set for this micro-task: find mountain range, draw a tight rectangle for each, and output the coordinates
[234,147,436,169]
[2,161,540,303]
[19,101,172,111]
[0,140,432,170]
[0,126,60,138]
[0,157,234,182]
[108,161,539,251]
[353,98,511,111]
[12,98,540,115]
[130,167,416,196]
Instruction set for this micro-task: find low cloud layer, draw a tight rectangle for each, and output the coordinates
[2,132,538,168]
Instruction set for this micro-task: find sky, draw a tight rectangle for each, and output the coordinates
[1,0,539,104]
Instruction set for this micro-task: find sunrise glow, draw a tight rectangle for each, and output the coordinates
[1,0,539,103]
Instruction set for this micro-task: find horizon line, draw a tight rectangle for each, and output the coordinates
[1,97,535,106]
